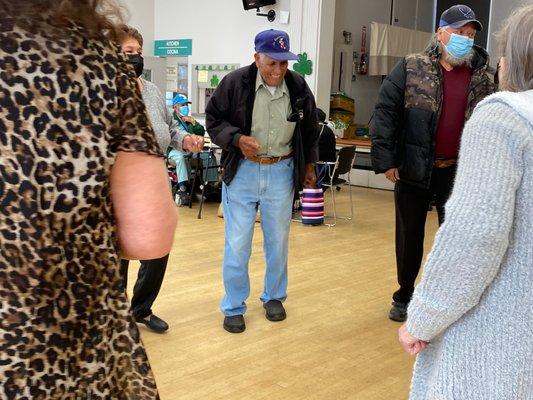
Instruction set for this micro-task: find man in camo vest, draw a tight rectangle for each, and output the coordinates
[370,5,495,322]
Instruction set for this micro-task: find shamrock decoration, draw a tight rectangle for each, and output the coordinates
[293,52,313,77]
[210,74,220,87]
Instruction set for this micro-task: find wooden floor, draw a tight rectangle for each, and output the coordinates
[127,186,439,400]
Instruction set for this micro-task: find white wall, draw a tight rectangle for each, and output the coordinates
[120,0,335,114]
[120,0,155,56]
[315,0,336,114]
[155,0,292,92]
[487,0,530,65]
[154,0,291,67]
[153,0,334,112]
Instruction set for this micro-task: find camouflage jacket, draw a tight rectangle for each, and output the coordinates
[371,44,496,188]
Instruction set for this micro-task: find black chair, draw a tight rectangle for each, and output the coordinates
[188,146,221,219]
[316,145,356,227]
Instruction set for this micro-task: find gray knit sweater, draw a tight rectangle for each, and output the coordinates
[140,78,187,151]
[406,90,533,399]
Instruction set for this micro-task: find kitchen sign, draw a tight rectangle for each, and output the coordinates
[154,39,192,56]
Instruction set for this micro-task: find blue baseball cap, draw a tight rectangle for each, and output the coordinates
[254,29,298,61]
[172,94,191,106]
[439,5,483,31]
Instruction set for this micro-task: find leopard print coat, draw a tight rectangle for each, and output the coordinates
[0,13,162,400]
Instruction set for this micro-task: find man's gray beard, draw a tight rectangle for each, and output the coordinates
[440,43,474,67]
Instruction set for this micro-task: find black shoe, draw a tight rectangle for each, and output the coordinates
[223,315,245,333]
[388,302,407,322]
[175,191,191,207]
[136,314,169,333]
[263,300,286,322]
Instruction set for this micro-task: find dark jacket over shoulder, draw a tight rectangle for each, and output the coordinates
[205,63,318,189]
[370,45,496,188]
[318,124,337,162]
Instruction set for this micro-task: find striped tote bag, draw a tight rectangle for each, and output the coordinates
[300,188,324,225]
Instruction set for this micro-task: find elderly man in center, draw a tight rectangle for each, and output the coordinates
[206,29,318,333]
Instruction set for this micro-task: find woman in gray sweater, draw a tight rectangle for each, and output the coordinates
[399,5,533,399]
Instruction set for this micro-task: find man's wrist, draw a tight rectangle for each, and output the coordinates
[232,133,243,148]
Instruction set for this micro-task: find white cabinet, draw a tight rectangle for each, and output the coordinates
[348,169,394,191]
[369,171,395,190]
[391,0,434,32]
[346,148,395,191]
[350,168,370,187]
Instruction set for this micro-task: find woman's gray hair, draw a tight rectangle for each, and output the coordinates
[496,4,533,92]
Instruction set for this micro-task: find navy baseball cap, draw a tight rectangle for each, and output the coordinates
[254,29,298,61]
[172,94,191,106]
[439,5,483,31]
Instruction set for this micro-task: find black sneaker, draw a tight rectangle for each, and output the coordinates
[263,300,286,322]
[223,315,245,333]
[388,302,407,322]
[175,191,191,207]
[136,314,169,333]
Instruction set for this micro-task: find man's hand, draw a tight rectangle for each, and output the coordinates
[182,116,196,125]
[303,163,317,188]
[385,168,400,183]
[399,324,428,356]
[238,136,261,158]
[183,135,205,153]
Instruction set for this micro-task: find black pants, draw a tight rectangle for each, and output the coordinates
[393,166,457,304]
[120,255,169,319]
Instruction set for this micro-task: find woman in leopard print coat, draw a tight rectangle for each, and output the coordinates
[0,1,177,398]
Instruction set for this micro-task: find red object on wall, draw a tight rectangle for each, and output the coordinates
[358,26,368,75]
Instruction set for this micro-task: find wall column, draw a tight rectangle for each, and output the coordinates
[290,0,336,113]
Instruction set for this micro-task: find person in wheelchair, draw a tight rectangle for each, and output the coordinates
[169,94,206,206]
[167,145,220,206]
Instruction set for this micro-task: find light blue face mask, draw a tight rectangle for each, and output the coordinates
[443,30,474,59]
[179,105,190,116]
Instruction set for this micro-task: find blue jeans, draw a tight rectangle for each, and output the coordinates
[221,158,294,316]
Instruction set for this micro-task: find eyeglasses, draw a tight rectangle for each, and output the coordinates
[443,28,476,39]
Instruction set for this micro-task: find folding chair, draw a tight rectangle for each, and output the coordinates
[316,145,356,227]
[188,144,221,219]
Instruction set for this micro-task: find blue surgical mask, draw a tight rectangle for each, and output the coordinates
[443,30,474,59]
[179,105,190,116]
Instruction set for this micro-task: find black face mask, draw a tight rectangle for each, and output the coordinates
[127,53,144,78]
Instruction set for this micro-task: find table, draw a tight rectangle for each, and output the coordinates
[335,137,371,149]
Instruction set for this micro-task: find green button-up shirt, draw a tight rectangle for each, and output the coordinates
[251,72,295,157]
